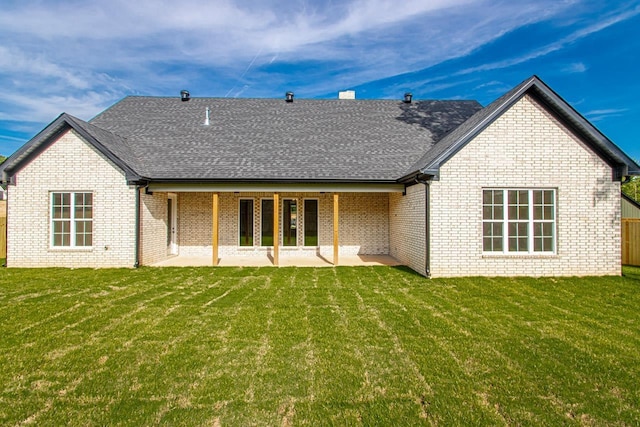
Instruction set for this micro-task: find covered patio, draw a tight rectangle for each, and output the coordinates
[140,182,408,269]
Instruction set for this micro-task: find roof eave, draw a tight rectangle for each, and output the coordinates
[143,177,401,185]
[397,169,438,184]
[145,178,406,193]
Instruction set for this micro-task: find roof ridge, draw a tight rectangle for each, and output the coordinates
[92,95,480,103]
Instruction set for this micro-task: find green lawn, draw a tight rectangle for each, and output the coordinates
[1,266,639,425]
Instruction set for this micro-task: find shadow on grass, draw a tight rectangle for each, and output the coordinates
[390,265,426,278]
[622,265,640,281]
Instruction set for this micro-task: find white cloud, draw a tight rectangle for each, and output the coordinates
[584,108,629,122]
[0,0,636,138]
[453,4,640,77]
[0,91,118,124]
[0,0,579,72]
[563,62,588,73]
[0,47,91,90]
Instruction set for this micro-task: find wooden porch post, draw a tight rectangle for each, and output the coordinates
[273,193,279,266]
[333,193,339,265]
[212,193,219,266]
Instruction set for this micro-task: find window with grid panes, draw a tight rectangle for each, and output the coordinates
[51,192,93,247]
[482,189,555,254]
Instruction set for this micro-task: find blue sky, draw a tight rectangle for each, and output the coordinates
[1,0,639,161]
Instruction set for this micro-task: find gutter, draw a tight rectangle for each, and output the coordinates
[144,177,400,185]
[415,174,431,278]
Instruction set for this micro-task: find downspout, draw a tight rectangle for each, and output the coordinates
[415,174,431,278]
[134,185,141,268]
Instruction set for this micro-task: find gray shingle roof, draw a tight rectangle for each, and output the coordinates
[3,75,637,185]
[89,97,482,181]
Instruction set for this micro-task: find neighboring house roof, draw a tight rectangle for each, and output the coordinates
[1,75,638,185]
[622,192,640,219]
[404,75,640,180]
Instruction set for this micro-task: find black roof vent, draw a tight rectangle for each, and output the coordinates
[403,92,413,104]
[181,90,190,102]
[285,91,294,103]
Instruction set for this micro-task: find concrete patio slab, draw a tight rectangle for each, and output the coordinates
[151,254,401,268]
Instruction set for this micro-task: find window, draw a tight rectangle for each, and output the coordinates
[261,199,274,246]
[239,199,254,246]
[304,199,318,246]
[283,199,297,246]
[482,189,555,254]
[51,192,93,247]
[482,190,503,252]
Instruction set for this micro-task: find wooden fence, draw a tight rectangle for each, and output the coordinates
[622,218,640,266]
[0,216,5,259]
[0,200,5,260]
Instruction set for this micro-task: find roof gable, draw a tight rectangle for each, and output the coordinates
[0,113,143,184]
[404,75,640,181]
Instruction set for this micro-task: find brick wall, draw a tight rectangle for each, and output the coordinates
[140,191,168,265]
[6,130,136,267]
[429,95,621,277]
[339,193,389,255]
[389,184,426,275]
[175,192,389,258]
[177,192,213,257]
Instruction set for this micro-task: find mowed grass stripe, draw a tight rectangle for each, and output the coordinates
[41,271,265,426]
[146,273,268,425]
[370,270,639,424]
[1,266,639,425]
[361,268,628,424]
[169,271,280,425]
[365,268,507,424]
[354,268,502,425]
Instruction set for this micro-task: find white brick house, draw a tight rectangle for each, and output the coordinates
[1,76,638,276]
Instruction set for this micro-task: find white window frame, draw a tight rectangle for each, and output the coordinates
[482,188,556,255]
[50,191,94,249]
[302,198,320,247]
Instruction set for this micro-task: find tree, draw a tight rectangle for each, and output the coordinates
[622,175,640,203]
